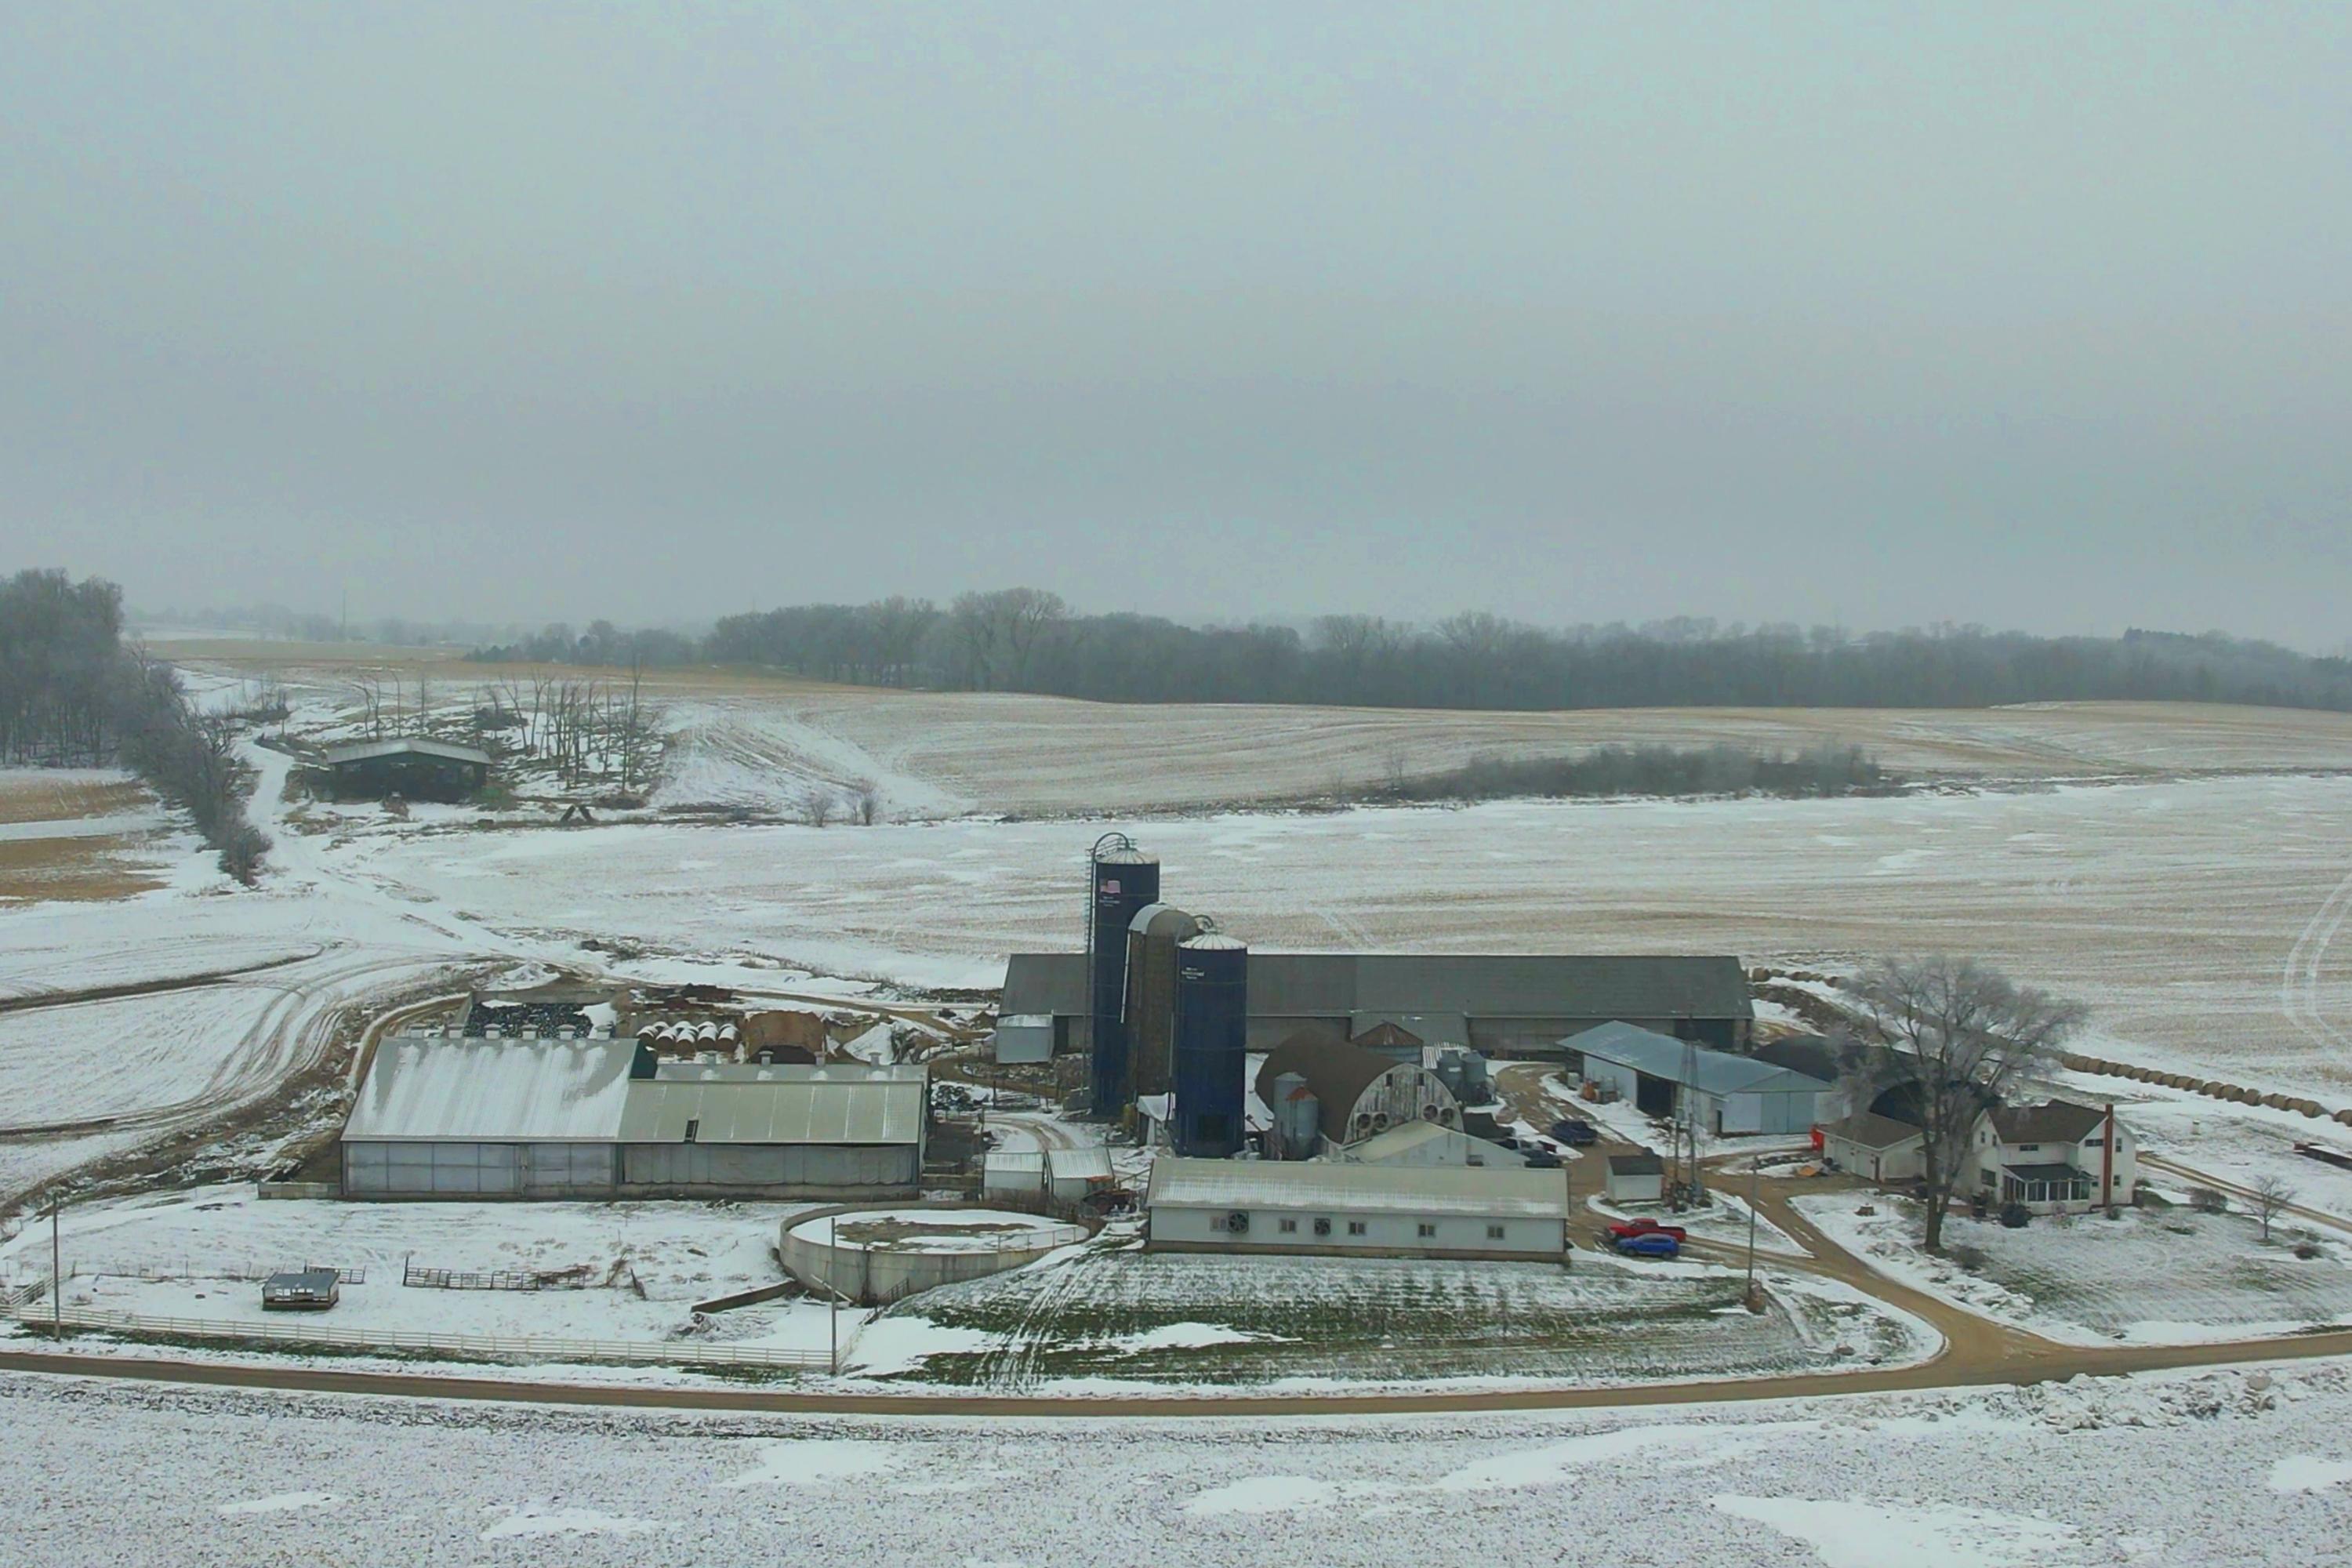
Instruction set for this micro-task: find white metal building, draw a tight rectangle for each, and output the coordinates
[1144,1157,1568,1260]
[1338,1120,1528,1169]
[992,1014,1054,1065]
[1568,1021,1831,1136]
[1603,1152,1665,1204]
[340,1037,926,1199]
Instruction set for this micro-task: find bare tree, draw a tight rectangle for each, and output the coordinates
[2249,1174,2297,1243]
[1846,956,2088,1253]
[850,779,884,826]
[801,785,839,828]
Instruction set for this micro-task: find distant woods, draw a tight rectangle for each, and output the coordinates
[470,591,2352,715]
[1367,744,1889,804]
[0,570,270,881]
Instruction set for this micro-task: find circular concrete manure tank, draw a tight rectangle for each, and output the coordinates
[779,1206,1094,1306]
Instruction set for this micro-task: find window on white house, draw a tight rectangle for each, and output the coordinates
[1486,1225,1506,1240]
[1417,1222,1436,1238]
[2017,1142,2040,1152]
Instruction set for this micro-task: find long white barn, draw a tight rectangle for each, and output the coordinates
[340,1036,926,1199]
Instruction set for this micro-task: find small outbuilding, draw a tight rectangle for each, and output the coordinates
[261,1269,340,1312]
[317,738,494,802]
[1603,1152,1665,1205]
[1820,1112,1929,1185]
[993,1014,1054,1065]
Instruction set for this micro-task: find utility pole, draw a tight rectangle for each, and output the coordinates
[828,1210,840,1377]
[2102,1102,2118,1220]
[50,1200,62,1340]
[1744,1159,1764,1312]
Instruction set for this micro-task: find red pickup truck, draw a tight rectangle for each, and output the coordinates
[1605,1218,1689,1243]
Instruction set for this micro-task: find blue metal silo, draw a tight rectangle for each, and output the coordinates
[1087,833,1160,1119]
[1173,933,1249,1157]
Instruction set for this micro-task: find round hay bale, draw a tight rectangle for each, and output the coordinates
[2296,1099,2325,1118]
[2263,1092,2292,1110]
[2335,1109,2352,1127]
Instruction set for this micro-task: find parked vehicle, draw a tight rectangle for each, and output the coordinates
[1524,1147,1563,1169]
[1606,1218,1689,1243]
[1550,1118,1599,1147]
[1613,1230,1682,1258]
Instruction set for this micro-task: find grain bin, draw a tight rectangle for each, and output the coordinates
[1172,933,1249,1157]
[1271,1071,1319,1160]
[1087,834,1161,1118]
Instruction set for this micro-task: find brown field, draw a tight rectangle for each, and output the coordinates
[0,835,165,903]
[0,775,149,826]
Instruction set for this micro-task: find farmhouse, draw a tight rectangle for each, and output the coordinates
[1973,1100,2136,1214]
[1144,1157,1570,1261]
[1570,1021,1833,1135]
[1001,949,1755,1059]
[1254,1032,1460,1160]
[340,1036,926,1199]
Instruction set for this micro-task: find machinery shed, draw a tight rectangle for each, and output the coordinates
[1570,1021,1831,1136]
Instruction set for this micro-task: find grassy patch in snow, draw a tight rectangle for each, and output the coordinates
[862,1238,1912,1387]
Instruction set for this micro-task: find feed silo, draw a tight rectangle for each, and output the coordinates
[1087,833,1160,1117]
[1173,932,1249,1157]
[1270,1071,1319,1161]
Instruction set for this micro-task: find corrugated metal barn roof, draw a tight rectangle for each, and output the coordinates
[616,1074,925,1145]
[1568,1021,1829,1096]
[321,737,495,767]
[1145,1156,1569,1219]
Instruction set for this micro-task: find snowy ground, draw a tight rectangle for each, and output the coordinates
[8,1356,2352,1566]
[1795,1193,2352,1345]
[855,1231,1928,1389]
[303,773,2352,1103]
[0,1186,828,1346]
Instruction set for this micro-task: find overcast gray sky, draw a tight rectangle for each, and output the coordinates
[3,4,2347,644]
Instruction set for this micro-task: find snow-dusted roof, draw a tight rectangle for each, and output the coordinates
[1047,1144,1113,1181]
[321,737,494,768]
[1145,1156,1569,1220]
[1568,1021,1831,1097]
[617,1073,925,1145]
[344,1036,636,1142]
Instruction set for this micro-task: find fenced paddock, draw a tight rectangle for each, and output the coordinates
[4,1304,827,1373]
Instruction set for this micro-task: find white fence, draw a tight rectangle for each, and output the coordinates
[5,1305,829,1372]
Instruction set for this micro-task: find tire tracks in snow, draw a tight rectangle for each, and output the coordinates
[2280,861,2352,1056]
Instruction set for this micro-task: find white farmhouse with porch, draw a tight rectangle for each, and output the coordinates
[1970,1100,2136,1214]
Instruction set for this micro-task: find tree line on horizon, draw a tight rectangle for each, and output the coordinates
[467,590,2352,714]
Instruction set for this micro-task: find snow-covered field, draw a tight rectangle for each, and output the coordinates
[296,772,2352,1104]
[9,1357,2351,1566]
[857,1233,1927,1388]
[1797,1194,2352,1345]
[0,1187,825,1345]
